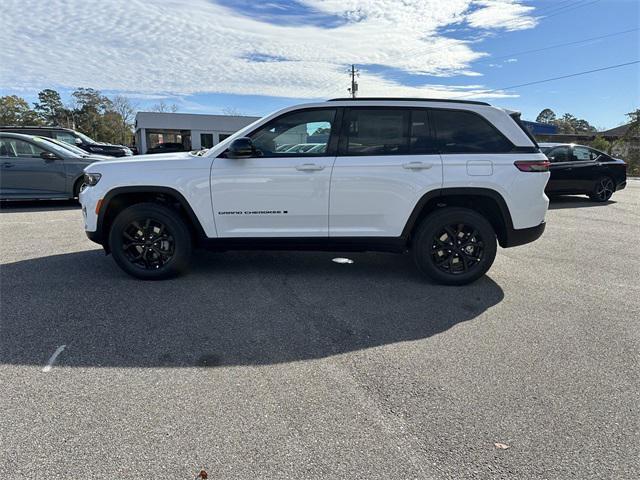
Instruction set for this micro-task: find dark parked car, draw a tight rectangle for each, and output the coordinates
[0,126,132,157]
[0,133,109,200]
[145,142,185,154]
[540,143,627,202]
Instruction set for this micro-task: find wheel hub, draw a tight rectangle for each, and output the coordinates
[431,223,484,275]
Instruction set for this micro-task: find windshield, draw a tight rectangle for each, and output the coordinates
[31,136,80,157]
[76,131,97,144]
[37,136,90,156]
[540,146,552,154]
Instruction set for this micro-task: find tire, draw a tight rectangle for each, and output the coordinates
[589,176,615,202]
[108,202,192,280]
[412,207,497,286]
[72,177,84,200]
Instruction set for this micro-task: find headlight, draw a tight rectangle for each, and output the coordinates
[84,172,102,186]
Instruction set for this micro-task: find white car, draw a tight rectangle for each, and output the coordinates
[80,98,550,285]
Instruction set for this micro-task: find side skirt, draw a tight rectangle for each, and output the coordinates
[198,236,408,254]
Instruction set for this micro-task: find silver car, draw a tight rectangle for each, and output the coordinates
[0,132,108,200]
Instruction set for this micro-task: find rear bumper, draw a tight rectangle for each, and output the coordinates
[502,221,546,248]
[616,180,626,191]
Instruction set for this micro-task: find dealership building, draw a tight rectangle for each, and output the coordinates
[134,112,260,154]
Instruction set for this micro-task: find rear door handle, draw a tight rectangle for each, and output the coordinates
[296,163,324,171]
[403,161,433,170]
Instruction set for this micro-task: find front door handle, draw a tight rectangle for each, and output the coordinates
[296,163,324,171]
[403,161,433,170]
[2,162,14,168]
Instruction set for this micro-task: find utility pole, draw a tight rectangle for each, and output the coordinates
[347,64,359,98]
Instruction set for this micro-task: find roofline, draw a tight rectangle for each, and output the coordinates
[327,97,490,106]
[0,125,74,131]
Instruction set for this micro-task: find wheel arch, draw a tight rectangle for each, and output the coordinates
[402,188,514,247]
[96,186,207,253]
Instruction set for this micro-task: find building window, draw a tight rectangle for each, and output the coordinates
[218,133,232,142]
[201,133,214,149]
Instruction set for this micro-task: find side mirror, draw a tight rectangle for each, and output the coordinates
[40,151,58,160]
[227,137,255,159]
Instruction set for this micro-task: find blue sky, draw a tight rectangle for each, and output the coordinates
[0,0,638,129]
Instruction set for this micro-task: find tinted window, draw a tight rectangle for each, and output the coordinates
[347,108,409,155]
[548,146,570,162]
[410,109,437,153]
[432,109,512,153]
[250,109,336,157]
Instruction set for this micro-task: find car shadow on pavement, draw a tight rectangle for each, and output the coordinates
[548,195,615,210]
[0,199,80,213]
[0,249,504,368]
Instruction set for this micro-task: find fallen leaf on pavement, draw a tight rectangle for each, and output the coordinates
[494,443,510,449]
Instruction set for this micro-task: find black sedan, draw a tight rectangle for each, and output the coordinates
[540,143,627,202]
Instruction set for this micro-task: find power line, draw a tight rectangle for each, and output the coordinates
[541,0,601,20]
[484,27,639,63]
[455,60,640,99]
[537,0,593,16]
[534,0,576,14]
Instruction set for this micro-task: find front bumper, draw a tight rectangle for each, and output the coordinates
[502,221,546,248]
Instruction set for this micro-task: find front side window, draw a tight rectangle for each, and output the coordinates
[432,109,512,153]
[250,109,336,157]
[0,138,45,158]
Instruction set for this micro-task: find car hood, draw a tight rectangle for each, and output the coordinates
[90,151,193,166]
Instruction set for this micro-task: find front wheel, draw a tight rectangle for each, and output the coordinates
[412,208,497,285]
[108,202,192,280]
[589,177,615,202]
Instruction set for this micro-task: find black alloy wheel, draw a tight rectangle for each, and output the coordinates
[591,177,615,202]
[109,202,192,280]
[431,223,484,275]
[413,207,497,285]
[122,218,175,270]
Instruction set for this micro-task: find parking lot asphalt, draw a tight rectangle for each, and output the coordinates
[1,183,638,480]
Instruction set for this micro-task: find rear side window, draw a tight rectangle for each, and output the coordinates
[347,108,409,155]
[432,109,512,154]
[345,108,437,155]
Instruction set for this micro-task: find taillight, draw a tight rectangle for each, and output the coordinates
[514,160,550,172]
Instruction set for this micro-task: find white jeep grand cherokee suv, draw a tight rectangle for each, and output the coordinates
[80,98,549,285]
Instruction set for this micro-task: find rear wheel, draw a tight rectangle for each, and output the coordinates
[109,202,192,280]
[589,177,615,202]
[412,208,497,285]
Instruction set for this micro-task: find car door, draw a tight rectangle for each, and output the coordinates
[570,146,601,192]
[0,137,66,197]
[211,108,338,238]
[546,146,573,193]
[330,107,443,237]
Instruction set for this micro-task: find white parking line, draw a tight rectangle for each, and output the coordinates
[42,345,66,372]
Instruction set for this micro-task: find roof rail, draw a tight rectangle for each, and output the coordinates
[327,97,490,106]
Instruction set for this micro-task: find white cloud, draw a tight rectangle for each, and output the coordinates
[0,0,538,100]
[466,0,537,31]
